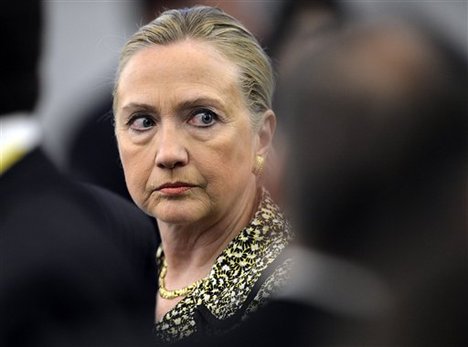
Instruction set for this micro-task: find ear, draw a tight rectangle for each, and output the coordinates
[255,109,276,157]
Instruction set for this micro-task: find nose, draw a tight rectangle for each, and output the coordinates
[154,123,189,170]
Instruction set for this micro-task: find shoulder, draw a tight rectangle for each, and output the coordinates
[78,183,158,253]
[80,182,156,233]
[1,149,157,277]
[76,183,159,290]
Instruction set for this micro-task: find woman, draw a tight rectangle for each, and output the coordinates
[113,6,293,343]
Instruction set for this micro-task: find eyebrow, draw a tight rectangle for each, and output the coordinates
[120,96,227,115]
[121,103,157,113]
[177,96,226,112]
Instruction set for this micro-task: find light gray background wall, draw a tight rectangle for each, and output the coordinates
[38,0,143,166]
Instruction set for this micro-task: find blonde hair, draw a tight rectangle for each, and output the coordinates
[113,6,274,126]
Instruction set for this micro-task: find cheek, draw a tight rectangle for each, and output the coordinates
[116,137,153,196]
[225,125,255,165]
[200,131,254,184]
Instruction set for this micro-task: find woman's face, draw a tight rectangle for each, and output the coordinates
[115,39,263,226]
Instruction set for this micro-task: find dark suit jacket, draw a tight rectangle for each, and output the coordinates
[0,148,158,347]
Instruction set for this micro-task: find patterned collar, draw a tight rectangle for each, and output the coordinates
[155,189,293,342]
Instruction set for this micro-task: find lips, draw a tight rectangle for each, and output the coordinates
[155,182,196,196]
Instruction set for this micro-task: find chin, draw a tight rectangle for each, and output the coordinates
[156,213,194,225]
[153,201,207,225]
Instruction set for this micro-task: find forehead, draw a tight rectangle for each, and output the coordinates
[116,39,243,109]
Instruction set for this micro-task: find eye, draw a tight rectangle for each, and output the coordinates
[127,115,155,132]
[188,109,218,127]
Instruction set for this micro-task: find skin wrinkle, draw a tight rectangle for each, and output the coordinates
[114,39,275,318]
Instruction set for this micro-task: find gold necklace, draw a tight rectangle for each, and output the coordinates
[158,260,206,300]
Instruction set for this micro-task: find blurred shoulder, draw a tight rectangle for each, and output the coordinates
[77,182,159,265]
[80,182,155,229]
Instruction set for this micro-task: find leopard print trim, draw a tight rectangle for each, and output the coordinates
[155,189,293,343]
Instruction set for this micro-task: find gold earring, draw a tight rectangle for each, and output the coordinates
[253,155,265,177]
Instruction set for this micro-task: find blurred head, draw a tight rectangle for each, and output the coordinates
[279,20,467,256]
[113,6,276,226]
[0,1,42,115]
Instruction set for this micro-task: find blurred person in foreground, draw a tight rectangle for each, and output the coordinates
[273,18,466,346]
[112,6,294,344]
[0,2,157,346]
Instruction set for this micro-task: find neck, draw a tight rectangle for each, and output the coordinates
[158,186,262,288]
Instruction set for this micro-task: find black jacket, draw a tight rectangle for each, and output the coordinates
[0,148,158,347]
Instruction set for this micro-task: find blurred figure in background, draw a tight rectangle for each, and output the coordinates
[265,0,343,206]
[142,0,279,44]
[267,0,342,76]
[0,2,157,346]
